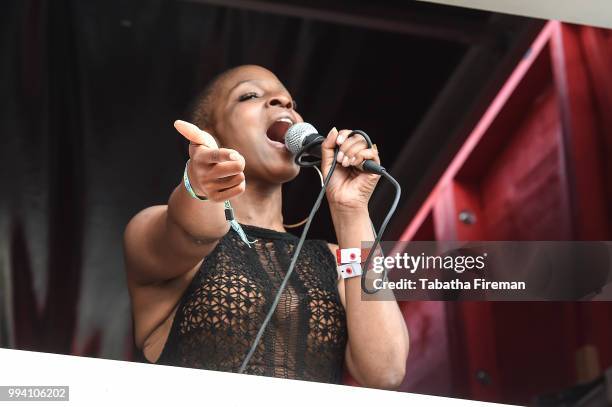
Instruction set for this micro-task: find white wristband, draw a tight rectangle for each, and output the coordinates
[337,263,362,279]
[336,248,362,264]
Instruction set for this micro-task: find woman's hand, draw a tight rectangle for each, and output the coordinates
[174,120,246,202]
[320,127,381,212]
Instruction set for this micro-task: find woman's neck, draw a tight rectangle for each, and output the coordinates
[229,179,285,232]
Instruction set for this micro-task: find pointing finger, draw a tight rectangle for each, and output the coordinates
[174,120,218,149]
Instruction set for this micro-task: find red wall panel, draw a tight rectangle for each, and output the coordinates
[399,22,612,404]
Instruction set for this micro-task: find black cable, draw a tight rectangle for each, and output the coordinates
[361,170,401,294]
[238,146,339,374]
[238,129,401,372]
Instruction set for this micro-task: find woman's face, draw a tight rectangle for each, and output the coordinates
[209,65,303,184]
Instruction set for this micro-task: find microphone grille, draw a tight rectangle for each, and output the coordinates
[285,122,318,154]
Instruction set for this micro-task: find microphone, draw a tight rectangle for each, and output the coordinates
[284,122,385,175]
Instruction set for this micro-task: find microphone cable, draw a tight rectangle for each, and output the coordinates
[238,130,401,373]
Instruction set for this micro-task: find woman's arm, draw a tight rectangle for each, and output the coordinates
[124,120,247,350]
[320,127,409,389]
[331,211,409,390]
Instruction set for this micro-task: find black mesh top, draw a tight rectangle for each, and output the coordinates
[149,223,348,383]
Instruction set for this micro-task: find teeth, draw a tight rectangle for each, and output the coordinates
[277,118,293,125]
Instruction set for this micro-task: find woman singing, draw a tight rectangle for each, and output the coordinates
[124,65,409,388]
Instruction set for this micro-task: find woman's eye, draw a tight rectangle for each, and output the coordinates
[238,92,259,101]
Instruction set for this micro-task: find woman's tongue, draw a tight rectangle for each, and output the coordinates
[266,121,291,146]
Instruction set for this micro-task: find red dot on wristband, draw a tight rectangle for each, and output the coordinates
[350,253,356,260]
[346,267,352,274]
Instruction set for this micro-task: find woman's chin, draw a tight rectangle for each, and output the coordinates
[261,160,300,184]
[245,146,300,184]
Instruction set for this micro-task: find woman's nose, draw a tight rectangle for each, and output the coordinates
[267,94,294,110]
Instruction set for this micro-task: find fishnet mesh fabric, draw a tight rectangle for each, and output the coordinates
[156,224,347,383]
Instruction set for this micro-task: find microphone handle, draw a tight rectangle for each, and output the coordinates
[303,133,385,175]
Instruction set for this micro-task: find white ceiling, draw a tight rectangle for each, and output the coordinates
[419,0,612,29]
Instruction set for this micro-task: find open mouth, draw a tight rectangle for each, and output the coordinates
[266,119,292,146]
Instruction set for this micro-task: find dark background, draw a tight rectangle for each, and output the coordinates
[0,0,555,401]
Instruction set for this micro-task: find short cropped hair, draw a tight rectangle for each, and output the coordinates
[189,66,249,131]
